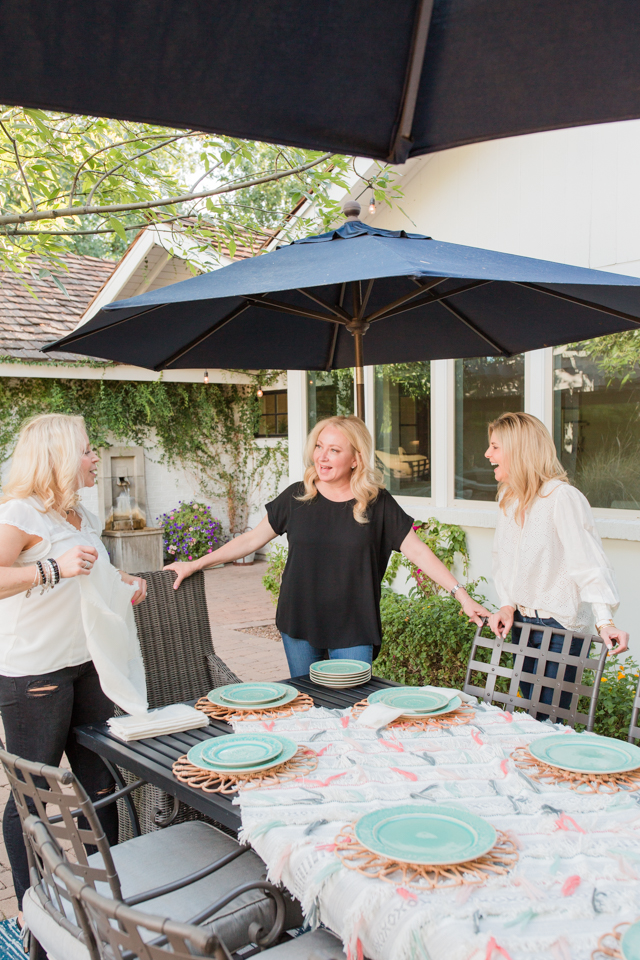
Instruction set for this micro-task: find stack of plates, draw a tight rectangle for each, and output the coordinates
[368,687,461,719]
[187,732,298,775]
[206,681,300,711]
[310,659,372,688]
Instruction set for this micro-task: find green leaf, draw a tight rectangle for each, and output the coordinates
[108,217,128,242]
[51,275,70,298]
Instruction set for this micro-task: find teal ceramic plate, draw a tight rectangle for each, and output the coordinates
[621,921,640,960]
[207,684,299,711]
[218,682,291,705]
[368,688,455,714]
[310,676,370,689]
[354,804,497,866]
[187,735,298,774]
[400,695,462,718]
[310,660,371,676]
[528,734,640,774]
[200,734,283,768]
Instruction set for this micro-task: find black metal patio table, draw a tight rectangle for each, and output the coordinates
[75,674,398,833]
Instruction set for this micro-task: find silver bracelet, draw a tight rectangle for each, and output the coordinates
[450,582,465,599]
[25,565,41,598]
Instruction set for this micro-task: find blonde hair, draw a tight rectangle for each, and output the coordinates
[298,416,384,523]
[489,412,567,524]
[1,413,89,514]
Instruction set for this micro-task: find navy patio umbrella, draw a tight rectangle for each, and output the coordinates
[2,1,640,163]
[47,203,640,419]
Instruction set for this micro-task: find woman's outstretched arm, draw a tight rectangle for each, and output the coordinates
[164,515,278,589]
[399,530,490,627]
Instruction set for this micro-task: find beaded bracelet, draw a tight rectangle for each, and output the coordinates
[25,565,41,598]
[47,558,60,586]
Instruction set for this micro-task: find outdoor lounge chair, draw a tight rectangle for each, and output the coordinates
[0,748,302,959]
[24,815,347,960]
[117,569,242,838]
[463,619,607,729]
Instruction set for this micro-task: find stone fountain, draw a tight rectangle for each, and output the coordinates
[98,446,163,571]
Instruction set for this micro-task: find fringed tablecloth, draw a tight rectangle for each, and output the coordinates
[230,703,640,960]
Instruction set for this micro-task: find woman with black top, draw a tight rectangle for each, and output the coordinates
[167,416,489,675]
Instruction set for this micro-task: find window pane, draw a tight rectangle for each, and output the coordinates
[375,363,431,498]
[455,356,524,501]
[554,345,640,508]
[307,370,354,430]
[256,391,288,437]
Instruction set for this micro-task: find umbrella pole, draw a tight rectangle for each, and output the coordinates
[353,330,365,420]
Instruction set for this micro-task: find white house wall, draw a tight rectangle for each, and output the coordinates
[287,120,640,652]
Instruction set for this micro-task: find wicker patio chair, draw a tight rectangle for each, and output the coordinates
[116,569,242,838]
[464,619,607,729]
[1,748,298,960]
[24,815,346,960]
[628,675,640,744]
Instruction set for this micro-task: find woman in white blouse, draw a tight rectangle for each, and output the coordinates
[0,414,147,922]
[486,412,628,705]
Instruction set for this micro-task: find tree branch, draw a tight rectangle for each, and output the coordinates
[0,120,38,214]
[0,153,333,226]
[85,134,194,207]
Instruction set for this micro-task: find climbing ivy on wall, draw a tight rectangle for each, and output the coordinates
[0,370,287,533]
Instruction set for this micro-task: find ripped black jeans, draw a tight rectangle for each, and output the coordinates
[0,660,118,907]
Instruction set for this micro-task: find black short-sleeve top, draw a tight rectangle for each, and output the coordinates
[266,482,413,652]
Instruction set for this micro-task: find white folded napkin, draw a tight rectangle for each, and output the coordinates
[423,685,477,705]
[108,703,209,742]
[354,703,407,728]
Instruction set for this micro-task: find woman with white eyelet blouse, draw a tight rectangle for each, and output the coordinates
[0,413,148,930]
[486,412,628,707]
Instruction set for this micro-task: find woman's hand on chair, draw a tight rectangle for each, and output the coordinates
[460,595,492,628]
[163,560,196,590]
[57,544,99,578]
[488,606,515,640]
[119,571,148,605]
[599,624,629,655]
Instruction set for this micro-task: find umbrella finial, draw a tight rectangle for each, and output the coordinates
[342,199,361,221]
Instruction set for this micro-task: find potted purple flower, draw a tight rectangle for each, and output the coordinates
[158,501,227,563]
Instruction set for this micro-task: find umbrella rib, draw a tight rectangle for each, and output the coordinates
[358,278,375,320]
[44,303,165,350]
[296,288,351,322]
[513,282,640,327]
[439,298,510,356]
[367,279,491,324]
[244,295,346,324]
[364,276,446,324]
[156,302,253,369]
[325,322,340,370]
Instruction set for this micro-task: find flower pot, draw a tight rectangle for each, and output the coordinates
[232,530,255,565]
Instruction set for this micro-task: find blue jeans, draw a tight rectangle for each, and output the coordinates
[280,633,373,678]
[511,610,582,711]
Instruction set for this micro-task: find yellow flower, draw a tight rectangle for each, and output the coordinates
[601,678,607,682]
[618,673,625,680]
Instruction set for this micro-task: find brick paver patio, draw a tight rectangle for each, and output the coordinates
[0,558,287,920]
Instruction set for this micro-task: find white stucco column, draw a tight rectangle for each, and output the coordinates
[431,359,455,508]
[287,370,307,484]
[524,347,553,431]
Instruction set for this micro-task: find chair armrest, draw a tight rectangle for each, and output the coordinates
[47,778,147,824]
[123,843,251,906]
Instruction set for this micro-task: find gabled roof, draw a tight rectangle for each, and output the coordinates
[0,254,117,362]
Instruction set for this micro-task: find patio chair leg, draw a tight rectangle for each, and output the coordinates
[101,757,141,838]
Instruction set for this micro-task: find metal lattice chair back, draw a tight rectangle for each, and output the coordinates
[132,570,220,708]
[628,676,640,744]
[25,816,231,960]
[0,747,122,899]
[464,620,607,729]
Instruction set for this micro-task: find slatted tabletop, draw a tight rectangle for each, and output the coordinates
[75,674,398,831]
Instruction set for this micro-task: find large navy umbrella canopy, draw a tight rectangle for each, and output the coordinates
[49,220,640,380]
[1,1,640,162]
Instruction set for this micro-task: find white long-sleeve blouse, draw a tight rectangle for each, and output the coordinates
[492,479,619,631]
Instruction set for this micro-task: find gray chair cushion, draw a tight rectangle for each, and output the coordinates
[263,929,347,960]
[89,820,302,952]
[22,886,91,960]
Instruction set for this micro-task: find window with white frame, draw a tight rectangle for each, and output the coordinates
[553,344,640,509]
[307,370,354,431]
[374,363,431,497]
[455,356,524,501]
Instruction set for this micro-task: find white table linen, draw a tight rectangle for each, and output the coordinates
[231,703,640,960]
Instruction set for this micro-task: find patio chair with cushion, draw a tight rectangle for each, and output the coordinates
[117,569,242,838]
[628,675,640,744]
[463,619,607,729]
[24,815,347,960]
[0,748,301,959]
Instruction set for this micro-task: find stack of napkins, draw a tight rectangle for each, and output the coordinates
[108,704,209,742]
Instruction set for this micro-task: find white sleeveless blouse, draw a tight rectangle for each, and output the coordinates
[0,497,148,714]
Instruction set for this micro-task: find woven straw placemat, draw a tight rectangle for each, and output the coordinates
[591,919,638,958]
[172,745,318,794]
[333,822,518,890]
[195,691,314,722]
[350,698,475,731]
[511,745,640,794]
